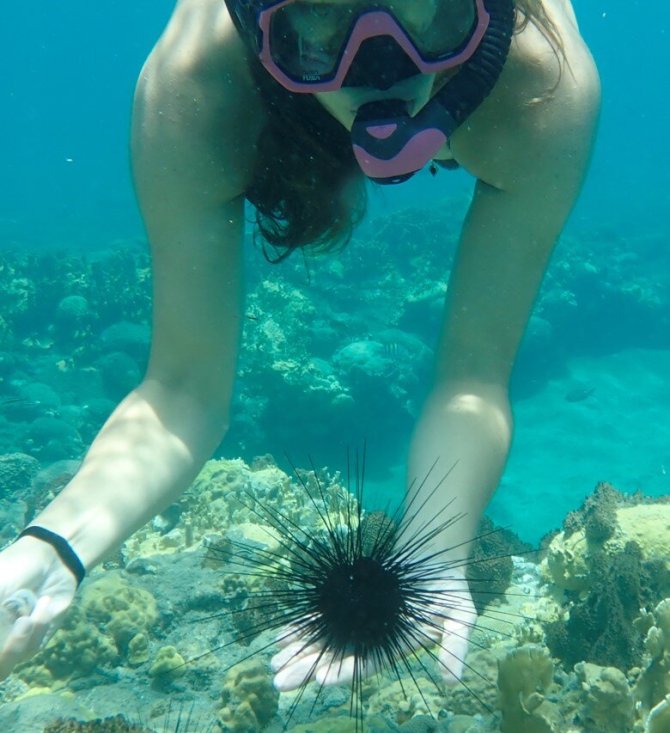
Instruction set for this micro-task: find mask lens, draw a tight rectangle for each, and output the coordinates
[412,0,478,59]
[267,0,481,85]
[269,3,356,82]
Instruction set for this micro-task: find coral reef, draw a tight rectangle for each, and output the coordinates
[0,451,40,542]
[0,220,668,468]
[81,573,159,659]
[543,487,670,671]
[0,451,39,495]
[466,517,533,615]
[2,455,670,733]
[43,716,149,733]
[545,540,644,669]
[0,248,150,462]
[575,662,635,733]
[634,598,670,717]
[148,645,187,686]
[283,715,400,732]
[563,481,620,544]
[217,658,279,733]
[496,644,561,733]
[123,457,355,564]
[19,603,120,684]
[365,676,446,725]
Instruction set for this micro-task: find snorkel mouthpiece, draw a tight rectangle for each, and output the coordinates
[351,99,458,185]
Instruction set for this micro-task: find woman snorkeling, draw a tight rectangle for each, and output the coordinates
[0,0,599,691]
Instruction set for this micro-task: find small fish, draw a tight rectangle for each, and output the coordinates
[0,397,29,410]
[564,386,596,403]
[381,342,399,357]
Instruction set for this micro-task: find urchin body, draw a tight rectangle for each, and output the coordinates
[232,462,477,710]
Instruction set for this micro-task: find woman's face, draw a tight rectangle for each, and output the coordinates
[286,0,443,44]
[283,0,474,129]
[315,74,438,130]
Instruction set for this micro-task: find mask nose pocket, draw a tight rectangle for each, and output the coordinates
[342,37,420,89]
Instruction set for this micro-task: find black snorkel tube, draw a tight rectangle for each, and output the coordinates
[350,0,516,184]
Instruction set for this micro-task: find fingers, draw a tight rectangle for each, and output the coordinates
[271,637,360,691]
[272,650,322,691]
[273,622,307,649]
[272,616,336,691]
[271,640,322,672]
[436,591,477,686]
[315,652,384,686]
[0,595,64,681]
[273,648,361,690]
[315,655,355,686]
[272,637,381,690]
[438,624,471,686]
[0,600,49,681]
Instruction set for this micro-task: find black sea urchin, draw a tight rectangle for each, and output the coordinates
[208,451,524,729]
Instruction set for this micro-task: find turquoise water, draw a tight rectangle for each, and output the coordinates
[1,4,669,730]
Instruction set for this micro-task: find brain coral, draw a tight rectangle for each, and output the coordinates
[543,500,670,596]
[218,658,279,733]
[19,604,119,684]
[81,572,158,657]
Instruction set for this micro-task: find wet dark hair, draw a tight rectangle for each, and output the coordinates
[246,60,367,263]
[245,1,565,261]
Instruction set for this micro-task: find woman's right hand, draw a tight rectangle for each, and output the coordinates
[271,568,477,691]
[0,535,78,680]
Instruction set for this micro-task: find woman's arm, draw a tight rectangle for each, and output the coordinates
[0,0,263,677]
[31,0,261,571]
[406,6,602,561]
[401,13,601,681]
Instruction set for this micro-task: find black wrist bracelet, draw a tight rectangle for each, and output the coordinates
[17,526,86,587]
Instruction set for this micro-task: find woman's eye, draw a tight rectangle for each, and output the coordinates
[309,5,335,18]
[294,1,337,18]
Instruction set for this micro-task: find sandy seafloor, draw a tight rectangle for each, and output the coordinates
[488,348,669,543]
[366,347,670,546]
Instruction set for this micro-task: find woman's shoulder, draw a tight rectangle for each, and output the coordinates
[139,0,265,144]
[509,0,597,98]
[450,0,600,184]
[133,0,265,200]
[149,0,256,90]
